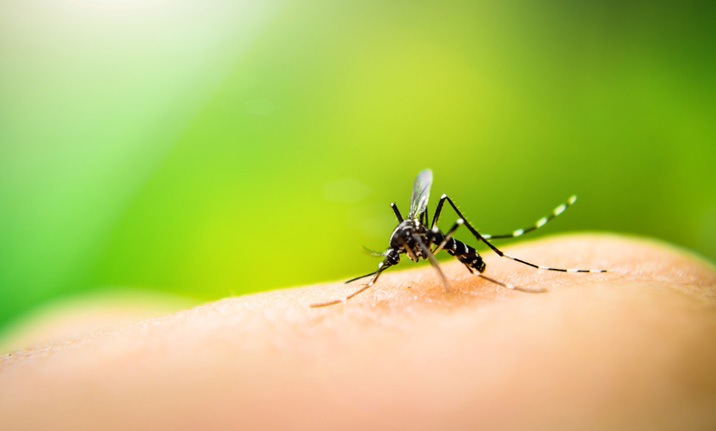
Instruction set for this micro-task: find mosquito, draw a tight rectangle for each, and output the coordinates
[311,169,606,307]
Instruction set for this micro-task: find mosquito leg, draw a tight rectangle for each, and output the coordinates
[345,270,378,284]
[412,233,450,292]
[431,219,464,254]
[432,194,500,252]
[313,249,400,307]
[430,194,447,229]
[475,272,547,293]
[391,203,404,223]
[482,195,577,240]
[431,224,546,293]
[437,195,607,273]
[429,221,539,292]
[396,237,418,262]
[310,263,391,307]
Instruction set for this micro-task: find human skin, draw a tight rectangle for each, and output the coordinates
[1,234,715,431]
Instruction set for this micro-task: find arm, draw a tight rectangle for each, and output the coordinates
[2,233,715,431]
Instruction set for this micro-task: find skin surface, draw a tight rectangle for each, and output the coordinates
[1,233,715,431]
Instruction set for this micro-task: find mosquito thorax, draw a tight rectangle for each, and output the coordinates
[389,219,419,247]
[389,219,430,262]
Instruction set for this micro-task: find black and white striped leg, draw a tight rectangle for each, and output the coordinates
[482,195,577,240]
[432,194,607,274]
[310,263,392,307]
[432,219,464,255]
[438,228,545,293]
[391,203,404,223]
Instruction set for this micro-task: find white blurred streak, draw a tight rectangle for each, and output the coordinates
[0,0,284,149]
[0,0,284,295]
[0,0,284,197]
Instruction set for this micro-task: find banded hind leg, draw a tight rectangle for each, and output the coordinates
[310,262,391,307]
[482,195,578,240]
[431,194,607,274]
[431,223,545,293]
[311,248,401,307]
[430,218,483,271]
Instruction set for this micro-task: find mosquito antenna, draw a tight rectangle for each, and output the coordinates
[362,246,385,257]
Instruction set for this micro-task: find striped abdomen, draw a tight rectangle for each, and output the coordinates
[431,232,486,273]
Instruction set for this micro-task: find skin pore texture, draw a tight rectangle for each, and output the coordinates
[1,234,715,431]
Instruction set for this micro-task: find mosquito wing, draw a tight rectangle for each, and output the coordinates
[408,169,433,220]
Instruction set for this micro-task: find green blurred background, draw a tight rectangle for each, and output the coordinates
[1,0,715,338]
